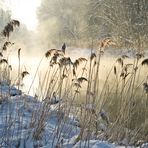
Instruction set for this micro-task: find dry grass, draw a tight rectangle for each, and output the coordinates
[31,38,148,146]
[0,21,148,147]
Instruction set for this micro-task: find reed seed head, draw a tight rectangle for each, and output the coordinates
[141,59,148,66]
[0,59,8,64]
[117,57,124,67]
[21,71,29,79]
[143,83,148,93]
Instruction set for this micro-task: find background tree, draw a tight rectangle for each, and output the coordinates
[37,0,89,47]
[37,0,148,49]
[0,9,11,30]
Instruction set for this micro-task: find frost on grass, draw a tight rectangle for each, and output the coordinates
[0,82,147,147]
[0,83,80,147]
[0,83,117,148]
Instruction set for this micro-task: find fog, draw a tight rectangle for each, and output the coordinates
[0,0,148,96]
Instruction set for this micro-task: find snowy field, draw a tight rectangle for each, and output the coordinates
[0,81,148,148]
[0,47,148,147]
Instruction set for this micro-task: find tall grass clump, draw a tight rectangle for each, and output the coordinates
[0,20,148,147]
[0,20,20,85]
[30,38,148,147]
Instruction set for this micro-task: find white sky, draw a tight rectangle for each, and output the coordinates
[3,0,41,30]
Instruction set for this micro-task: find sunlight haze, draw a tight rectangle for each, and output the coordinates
[6,0,41,30]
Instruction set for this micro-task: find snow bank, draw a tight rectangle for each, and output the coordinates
[0,83,147,147]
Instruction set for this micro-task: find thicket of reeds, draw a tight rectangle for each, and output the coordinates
[0,21,148,147]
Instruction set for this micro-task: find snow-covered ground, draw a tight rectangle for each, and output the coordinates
[0,82,105,147]
[1,47,148,147]
[0,82,148,148]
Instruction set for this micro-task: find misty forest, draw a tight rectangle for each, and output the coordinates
[0,0,148,147]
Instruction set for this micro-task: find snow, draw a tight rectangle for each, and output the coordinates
[0,82,147,147]
[0,81,22,97]
[73,140,116,148]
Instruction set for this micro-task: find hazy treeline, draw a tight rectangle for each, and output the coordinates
[0,9,11,29]
[0,0,148,50]
[37,0,148,49]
